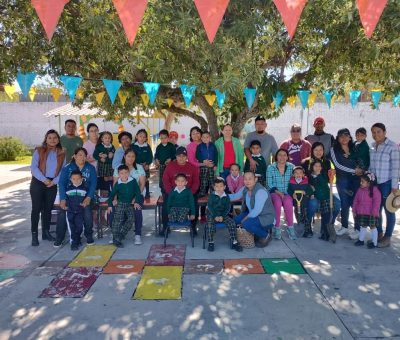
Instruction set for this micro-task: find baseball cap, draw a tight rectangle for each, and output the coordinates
[313,117,325,126]
[176,146,187,156]
[169,131,178,138]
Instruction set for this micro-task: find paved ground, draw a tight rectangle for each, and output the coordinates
[0,166,399,340]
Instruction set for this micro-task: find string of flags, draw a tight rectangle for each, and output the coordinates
[30,0,389,45]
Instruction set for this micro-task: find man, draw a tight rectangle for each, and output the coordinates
[305,117,334,157]
[280,124,312,166]
[112,131,133,169]
[244,116,278,169]
[60,119,83,162]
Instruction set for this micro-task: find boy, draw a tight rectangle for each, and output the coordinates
[167,173,196,223]
[107,165,142,247]
[196,131,218,197]
[169,131,179,149]
[154,129,176,194]
[65,170,87,250]
[352,127,370,170]
[206,178,243,252]
[244,140,267,187]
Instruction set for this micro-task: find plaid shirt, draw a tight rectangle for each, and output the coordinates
[369,138,400,188]
[267,162,294,194]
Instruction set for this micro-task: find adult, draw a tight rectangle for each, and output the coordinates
[280,124,311,166]
[369,123,400,248]
[330,128,362,236]
[54,147,97,247]
[83,123,99,169]
[112,131,133,170]
[244,115,278,168]
[230,172,275,247]
[214,123,244,179]
[305,117,335,157]
[161,147,200,235]
[30,130,65,246]
[186,126,203,168]
[267,149,295,239]
[60,119,83,163]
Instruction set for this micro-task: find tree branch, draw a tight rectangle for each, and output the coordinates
[165,105,208,132]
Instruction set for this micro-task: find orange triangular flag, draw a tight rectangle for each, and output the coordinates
[113,0,148,46]
[357,0,388,38]
[194,0,230,43]
[273,0,307,39]
[31,0,69,40]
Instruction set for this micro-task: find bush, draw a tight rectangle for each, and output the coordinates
[0,136,29,161]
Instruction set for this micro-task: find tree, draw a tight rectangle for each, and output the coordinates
[1,0,399,139]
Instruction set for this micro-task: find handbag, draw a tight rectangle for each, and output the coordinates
[236,226,255,248]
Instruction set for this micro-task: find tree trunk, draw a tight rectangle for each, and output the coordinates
[194,95,219,141]
[164,111,176,131]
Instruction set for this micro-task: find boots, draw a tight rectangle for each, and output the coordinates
[32,232,39,246]
[42,229,56,241]
[302,223,313,238]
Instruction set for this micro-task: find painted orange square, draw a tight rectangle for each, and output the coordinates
[224,259,264,274]
[103,260,145,274]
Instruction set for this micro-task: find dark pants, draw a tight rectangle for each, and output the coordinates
[377,180,396,237]
[66,209,84,245]
[234,212,273,238]
[30,177,57,234]
[56,204,93,242]
[109,204,143,236]
[162,192,198,231]
[336,176,359,229]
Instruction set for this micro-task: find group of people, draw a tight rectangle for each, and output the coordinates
[30,115,400,251]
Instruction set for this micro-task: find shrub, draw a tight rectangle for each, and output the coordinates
[0,136,29,161]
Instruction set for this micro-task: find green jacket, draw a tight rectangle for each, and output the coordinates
[167,188,195,215]
[309,173,330,200]
[244,155,267,179]
[214,137,244,174]
[108,177,142,207]
[93,143,115,165]
[154,142,176,165]
[207,192,231,218]
[132,143,153,165]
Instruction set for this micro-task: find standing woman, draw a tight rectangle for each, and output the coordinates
[83,123,99,169]
[215,124,244,179]
[30,129,65,246]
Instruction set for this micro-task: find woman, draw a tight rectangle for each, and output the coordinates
[280,124,311,166]
[369,123,400,248]
[112,148,146,245]
[83,123,99,169]
[215,123,244,179]
[267,149,295,240]
[30,130,65,246]
[112,131,133,170]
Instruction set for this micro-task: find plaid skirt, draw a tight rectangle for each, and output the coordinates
[318,199,331,214]
[159,164,166,190]
[97,161,113,177]
[168,207,190,223]
[355,215,378,228]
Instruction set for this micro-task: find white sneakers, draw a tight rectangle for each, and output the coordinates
[349,229,360,240]
[134,235,142,245]
[336,227,349,236]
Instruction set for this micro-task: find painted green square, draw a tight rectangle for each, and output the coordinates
[0,269,22,282]
[260,258,306,274]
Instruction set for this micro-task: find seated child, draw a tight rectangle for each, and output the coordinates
[154,129,176,194]
[107,165,142,248]
[196,131,218,197]
[244,140,267,187]
[206,178,243,252]
[226,163,244,194]
[65,170,88,250]
[94,131,115,195]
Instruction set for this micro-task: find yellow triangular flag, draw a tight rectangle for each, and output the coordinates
[76,88,84,99]
[118,91,129,106]
[141,93,149,107]
[308,93,317,108]
[204,94,216,107]
[287,96,297,107]
[95,91,105,105]
[167,98,174,107]
[4,85,16,99]
[331,95,337,107]
[50,88,62,102]
[270,102,275,109]
[29,87,37,101]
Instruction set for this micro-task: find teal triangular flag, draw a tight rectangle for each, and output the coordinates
[393,93,400,107]
[215,89,226,109]
[180,85,197,107]
[323,91,333,109]
[103,79,122,105]
[273,91,284,108]
[16,71,37,98]
[244,88,256,109]
[349,90,361,109]
[143,82,160,105]
[370,91,382,109]
[60,76,82,101]
[297,90,310,109]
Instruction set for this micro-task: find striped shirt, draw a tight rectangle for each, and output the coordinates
[266,162,294,194]
[369,138,400,188]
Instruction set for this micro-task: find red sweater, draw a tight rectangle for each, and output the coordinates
[162,160,200,194]
[352,186,381,217]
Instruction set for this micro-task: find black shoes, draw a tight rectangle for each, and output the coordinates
[354,240,365,246]
[42,230,56,241]
[71,244,79,251]
[53,240,62,248]
[255,232,272,248]
[207,242,215,252]
[302,230,313,238]
[232,243,243,252]
[86,236,95,245]
[31,232,39,247]
[113,240,124,248]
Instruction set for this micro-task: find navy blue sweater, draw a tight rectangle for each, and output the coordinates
[65,181,87,213]
[196,142,218,164]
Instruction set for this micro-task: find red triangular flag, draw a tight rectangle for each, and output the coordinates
[357,0,388,38]
[31,0,69,40]
[273,0,307,40]
[113,0,148,46]
[194,0,230,43]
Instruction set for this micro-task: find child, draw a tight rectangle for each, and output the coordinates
[154,129,176,194]
[93,131,115,195]
[206,178,243,252]
[353,173,381,248]
[352,127,370,170]
[169,131,179,149]
[65,170,87,250]
[226,163,244,194]
[287,166,314,238]
[244,140,267,187]
[107,165,142,247]
[132,129,153,199]
[167,173,196,225]
[196,131,218,197]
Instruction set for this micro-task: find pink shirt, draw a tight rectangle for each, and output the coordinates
[186,141,202,167]
[352,186,381,217]
[83,140,97,169]
[226,174,244,194]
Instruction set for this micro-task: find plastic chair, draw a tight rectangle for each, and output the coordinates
[165,220,194,248]
[202,222,233,249]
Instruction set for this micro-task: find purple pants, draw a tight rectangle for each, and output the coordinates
[271,193,294,227]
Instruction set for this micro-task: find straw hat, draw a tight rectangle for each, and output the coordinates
[385,190,400,213]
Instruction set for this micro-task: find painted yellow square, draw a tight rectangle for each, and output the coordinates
[68,245,116,268]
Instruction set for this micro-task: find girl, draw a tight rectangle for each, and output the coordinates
[353,173,381,248]
[132,129,153,199]
[226,163,244,194]
[93,131,115,195]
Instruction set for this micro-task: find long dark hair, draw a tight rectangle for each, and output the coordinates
[135,129,148,143]
[41,129,63,150]
[189,126,202,142]
[122,148,138,170]
[334,129,354,153]
[97,131,113,146]
[70,147,88,165]
[360,173,376,198]
[274,148,289,162]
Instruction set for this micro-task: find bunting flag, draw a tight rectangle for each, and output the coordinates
[118,90,129,106]
[215,89,226,109]
[16,72,37,98]
[4,85,16,99]
[204,94,216,106]
[95,91,105,105]
[273,0,307,39]
[273,91,284,108]
[370,91,382,109]
[102,79,121,105]
[349,90,361,109]
[112,0,148,46]
[244,87,257,109]
[141,93,149,107]
[180,85,197,108]
[31,0,70,40]
[60,76,82,101]
[194,0,230,43]
[166,98,174,107]
[287,95,297,107]
[357,0,388,38]
[297,90,310,109]
[142,82,160,105]
[308,92,317,108]
[393,93,400,107]
[323,91,333,108]
[50,87,62,102]
[76,88,84,99]
[29,87,37,102]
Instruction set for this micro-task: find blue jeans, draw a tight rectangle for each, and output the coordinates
[234,212,273,238]
[307,195,340,223]
[336,176,359,229]
[377,180,396,237]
